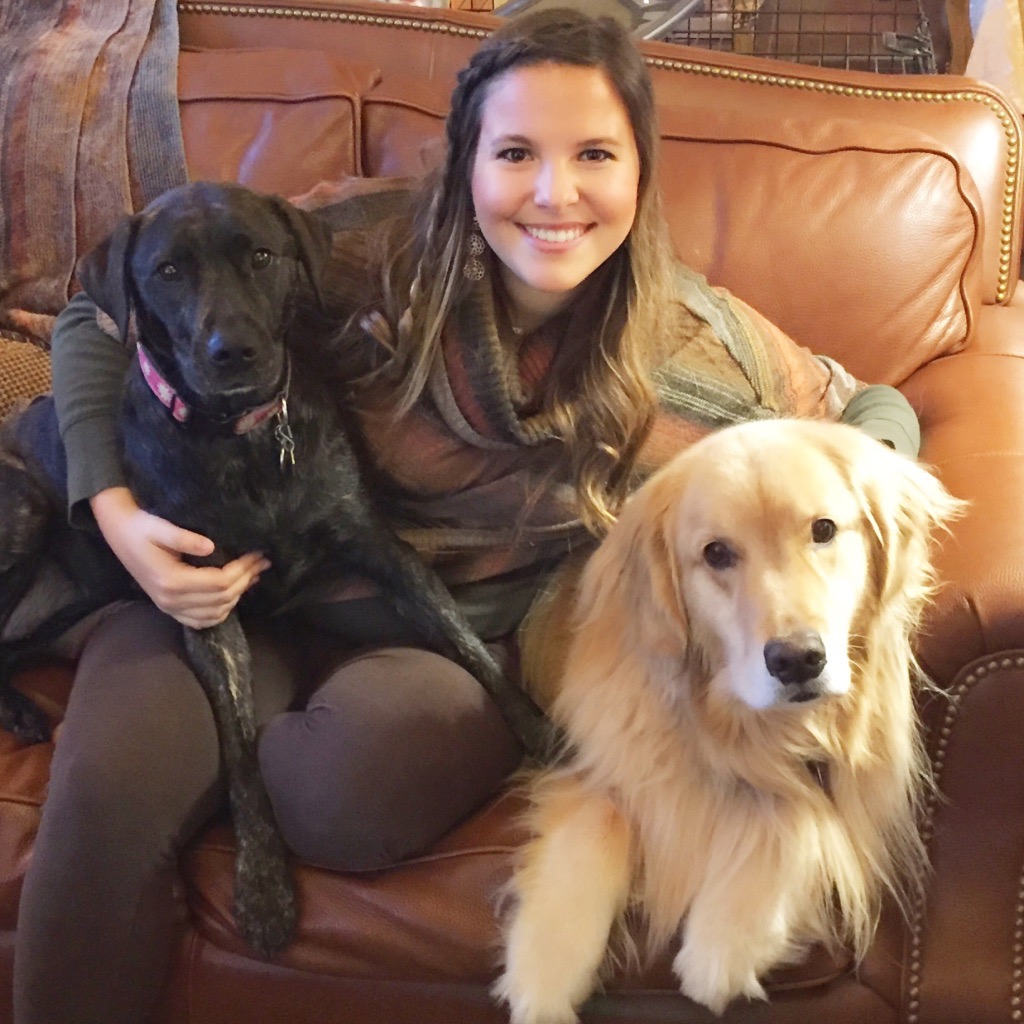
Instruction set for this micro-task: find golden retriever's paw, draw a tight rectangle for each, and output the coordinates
[492,970,581,1024]
[673,943,767,1016]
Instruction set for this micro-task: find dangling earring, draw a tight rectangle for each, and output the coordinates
[463,217,486,281]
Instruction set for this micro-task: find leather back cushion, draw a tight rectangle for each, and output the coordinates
[178,48,381,197]
[657,107,982,383]
[362,76,450,179]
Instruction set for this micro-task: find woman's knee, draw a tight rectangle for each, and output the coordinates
[258,646,523,871]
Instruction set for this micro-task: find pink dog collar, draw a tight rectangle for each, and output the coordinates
[135,344,286,435]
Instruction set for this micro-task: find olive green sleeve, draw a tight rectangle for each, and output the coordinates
[50,290,132,526]
[839,384,921,457]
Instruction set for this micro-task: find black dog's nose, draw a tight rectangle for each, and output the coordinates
[764,631,826,687]
[207,332,257,367]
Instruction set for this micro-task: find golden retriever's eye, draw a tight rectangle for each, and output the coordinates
[252,248,273,270]
[156,262,179,282]
[703,540,738,570]
[812,518,837,544]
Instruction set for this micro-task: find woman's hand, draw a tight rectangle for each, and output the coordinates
[90,487,271,629]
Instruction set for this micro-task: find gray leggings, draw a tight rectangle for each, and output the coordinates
[13,601,522,1024]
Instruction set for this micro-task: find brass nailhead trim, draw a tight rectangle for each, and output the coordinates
[906,655,1024,1023]
[176,3,489,37]
[176,3,1021,301]
[1013,869,1024,1021]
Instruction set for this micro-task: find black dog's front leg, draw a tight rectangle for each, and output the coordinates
[183,616,296,956]
[340,521,556,760]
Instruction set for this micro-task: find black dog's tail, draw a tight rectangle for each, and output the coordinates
[0,396,140,744]
[0,553,44,636]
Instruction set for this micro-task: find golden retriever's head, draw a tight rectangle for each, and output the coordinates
[573,419,964,716]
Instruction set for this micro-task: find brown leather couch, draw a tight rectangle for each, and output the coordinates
[1,2,1022,1022]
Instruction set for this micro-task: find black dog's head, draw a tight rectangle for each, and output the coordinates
[77,181,332,413]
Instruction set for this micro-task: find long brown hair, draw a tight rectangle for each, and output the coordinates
[379,8,677,534]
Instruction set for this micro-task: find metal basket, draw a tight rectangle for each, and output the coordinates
[661,0,937,73]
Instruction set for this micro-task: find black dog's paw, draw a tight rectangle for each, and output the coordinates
[0,686,51,744]
[234,822,297,958]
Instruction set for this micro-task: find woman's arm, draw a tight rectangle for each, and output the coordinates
[835,379,919,456]
[89,486,270,630]
[51,293,268,627]
[660,269,921,457]
[732,300,921,456]
[51,291,132,524]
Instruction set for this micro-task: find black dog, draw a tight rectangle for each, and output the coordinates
[0,182,550,956]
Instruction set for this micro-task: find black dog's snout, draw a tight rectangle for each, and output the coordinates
[206,331,258,367]
[764,631,826,692]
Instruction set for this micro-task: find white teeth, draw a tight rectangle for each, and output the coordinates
[524,226,585,243]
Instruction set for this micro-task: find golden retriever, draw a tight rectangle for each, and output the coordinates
[495,418,963,1022]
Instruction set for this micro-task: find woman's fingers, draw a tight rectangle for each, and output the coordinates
[89,488,271,627]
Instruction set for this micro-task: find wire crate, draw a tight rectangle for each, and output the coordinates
[663,0,937,73]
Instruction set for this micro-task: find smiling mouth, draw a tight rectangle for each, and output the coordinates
[520,224,590,244]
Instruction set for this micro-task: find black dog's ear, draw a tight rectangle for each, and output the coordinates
[269,196,333,310]
[76,214,141,343]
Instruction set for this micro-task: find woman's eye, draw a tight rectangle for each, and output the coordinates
[252,249,273,269]
[580,148,613,162]
[812,518,837,544]
[703,540,738,570]
[156,262,179,282]
[496,147,530,163]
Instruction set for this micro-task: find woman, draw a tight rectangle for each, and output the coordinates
[14,8,918,1024]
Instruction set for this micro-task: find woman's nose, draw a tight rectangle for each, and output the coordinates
[534,161,578,208]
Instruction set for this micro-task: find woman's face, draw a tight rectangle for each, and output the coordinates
[470,63,641,331]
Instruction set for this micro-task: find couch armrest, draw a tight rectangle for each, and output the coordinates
[907,654,1024,1024]
[858,301,1024,1023]
[902,302,1024,680]
[858,645,1024,1024]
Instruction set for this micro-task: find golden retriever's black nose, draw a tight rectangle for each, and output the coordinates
[764,632,827,689]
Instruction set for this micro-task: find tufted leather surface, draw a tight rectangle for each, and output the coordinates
[179,48,382,192]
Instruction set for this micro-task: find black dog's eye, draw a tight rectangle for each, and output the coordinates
[156,262,179,282]
[703,540,738,570]
[252,248,273,270]
[812,518,837,544]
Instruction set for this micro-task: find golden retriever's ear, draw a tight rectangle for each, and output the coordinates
[574,469,691,661]
[856,445,965,612]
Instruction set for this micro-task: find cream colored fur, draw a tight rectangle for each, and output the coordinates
[497,419,964,1022]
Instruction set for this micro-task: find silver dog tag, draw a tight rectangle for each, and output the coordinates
[275,400,296,471]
